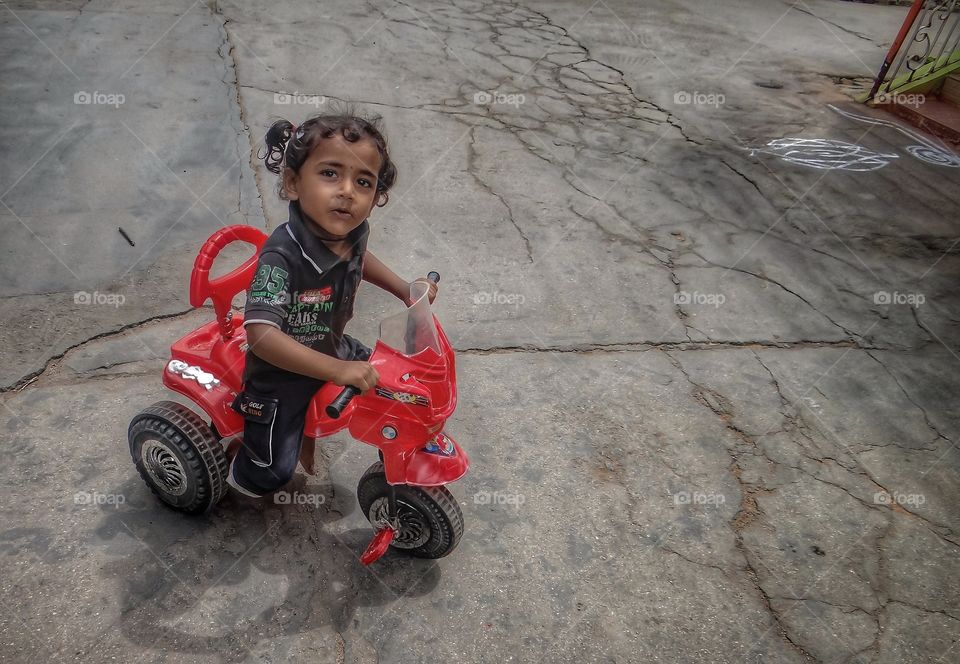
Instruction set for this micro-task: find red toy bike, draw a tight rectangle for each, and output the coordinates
[128,226,469,563]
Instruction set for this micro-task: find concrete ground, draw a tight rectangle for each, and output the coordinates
[2,0,959,662]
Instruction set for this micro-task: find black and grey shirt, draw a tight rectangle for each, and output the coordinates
[242,201,369,388]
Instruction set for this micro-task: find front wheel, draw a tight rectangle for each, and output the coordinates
[356,462,464,559]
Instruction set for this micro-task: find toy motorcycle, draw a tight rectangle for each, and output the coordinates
[127,225,469,563]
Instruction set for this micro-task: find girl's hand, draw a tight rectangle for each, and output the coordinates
[407,278,438,305]
[334,360,379,392]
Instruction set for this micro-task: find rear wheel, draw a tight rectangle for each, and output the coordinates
[356,462,463,559]
[128,401,228,514]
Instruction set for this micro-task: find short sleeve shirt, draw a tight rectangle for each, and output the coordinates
[242,201,368,388]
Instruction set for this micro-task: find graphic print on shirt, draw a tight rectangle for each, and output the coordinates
[298,286,333,304]
[286,285,337,343]
[248,264,290,306]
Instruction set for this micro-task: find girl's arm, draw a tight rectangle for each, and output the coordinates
[363,250,438,305]
[245,324,379,390]
[362,251,409,302]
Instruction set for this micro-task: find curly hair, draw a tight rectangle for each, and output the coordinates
[262,107,397,207]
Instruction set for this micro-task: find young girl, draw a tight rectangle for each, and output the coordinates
[228,111,438,498]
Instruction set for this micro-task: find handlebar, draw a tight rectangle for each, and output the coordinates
[326,271,439,419]
[326,386,361,419]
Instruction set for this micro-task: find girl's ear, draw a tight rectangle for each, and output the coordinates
[282,168,299,200]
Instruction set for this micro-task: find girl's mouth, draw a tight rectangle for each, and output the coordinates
[331,209,353,220]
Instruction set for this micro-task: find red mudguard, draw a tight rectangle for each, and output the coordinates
[393,432,469,486]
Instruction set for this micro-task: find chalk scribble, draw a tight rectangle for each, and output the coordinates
[747,138,899,171]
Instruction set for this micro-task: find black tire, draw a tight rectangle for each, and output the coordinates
[128,401,228,514]
[357,462,464,559]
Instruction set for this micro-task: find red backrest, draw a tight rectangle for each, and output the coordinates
[189,225,268,340]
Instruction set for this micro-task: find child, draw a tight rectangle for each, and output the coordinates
[228,111,438,498]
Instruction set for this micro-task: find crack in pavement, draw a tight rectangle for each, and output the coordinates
[3,304,900,394]
[211,0,271,230]
[0,307,200,393]
[719,157,767,201]
[565,202,698,341]
[459,339,884,353]
[661,346,960,660]
[788,3,876,43]
[864,351,954,447]
[750,351,959,547]
[687,250,866,342]
[466,125,534,262]
[661,348,820,661]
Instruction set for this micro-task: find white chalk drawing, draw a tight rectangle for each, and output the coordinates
[829,104,960,168]
[745,104,960,172]
[747,138,899,171]
[905,144,960,167]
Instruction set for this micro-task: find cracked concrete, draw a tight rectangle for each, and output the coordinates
[2,0,959,662]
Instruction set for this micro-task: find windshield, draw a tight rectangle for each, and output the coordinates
[378,281,440,355]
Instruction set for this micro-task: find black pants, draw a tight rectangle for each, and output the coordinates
[228,335,371,497]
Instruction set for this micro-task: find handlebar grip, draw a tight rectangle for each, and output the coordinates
[427,271,440,284]
[326,386,361,419]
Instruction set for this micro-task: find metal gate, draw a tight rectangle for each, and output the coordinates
[866,0,960,102]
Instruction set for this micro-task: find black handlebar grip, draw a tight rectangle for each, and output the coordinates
[427,271,440,284]
[326,386,361,419]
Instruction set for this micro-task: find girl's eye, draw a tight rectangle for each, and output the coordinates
[358,178,372,188]
[320,169,337,178]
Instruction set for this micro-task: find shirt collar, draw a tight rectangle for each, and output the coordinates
[285,201,369,275]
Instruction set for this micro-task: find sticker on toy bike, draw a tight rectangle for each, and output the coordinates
[127,226,468,566]
[166,359,220,390]
[424,433,457,457]
[376,386,429,407]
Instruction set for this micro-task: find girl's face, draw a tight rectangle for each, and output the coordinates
[284,134,383,240]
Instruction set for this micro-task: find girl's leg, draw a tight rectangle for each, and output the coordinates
[292,339,370,479]
[229,379,320,496]
[299,435,317,475]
